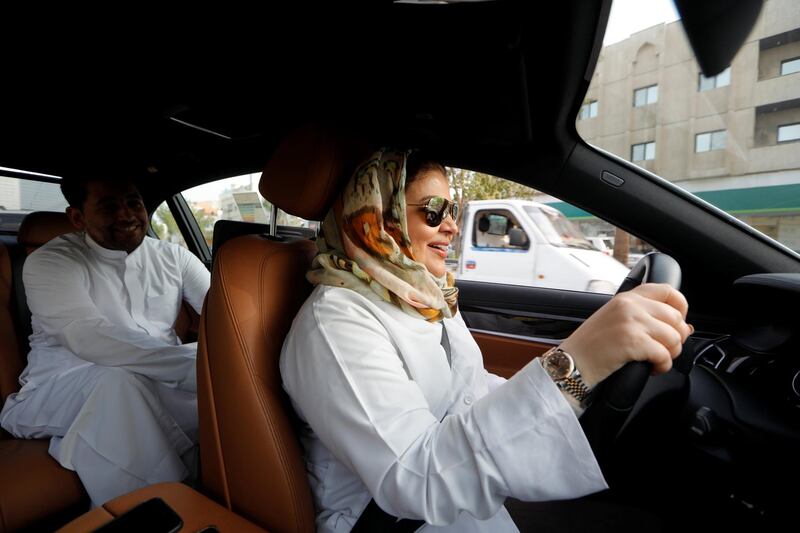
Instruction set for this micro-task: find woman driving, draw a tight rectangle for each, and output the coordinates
[280,148,691,532]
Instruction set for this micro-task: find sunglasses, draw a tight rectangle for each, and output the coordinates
[407,196,459,227]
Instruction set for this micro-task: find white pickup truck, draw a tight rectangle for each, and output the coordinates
[455,199,629,293]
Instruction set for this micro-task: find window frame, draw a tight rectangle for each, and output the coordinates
[150,199,188,247]
[698,74,716,92]
[170,194,213,266]
[633,84,658,107]
[716,66,731,87]
[631,141,656,161]
[698,66,731,91]
[695,130,727,153]
[777,122,800,143]
[0,171,67,234]
[147,194,212,268]
[471,208,530,251]
[780,56,800,76]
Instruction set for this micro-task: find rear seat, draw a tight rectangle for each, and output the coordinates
[0,211,88,532]
[0,211,201,531]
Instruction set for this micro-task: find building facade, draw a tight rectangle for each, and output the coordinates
[563,0,800,251]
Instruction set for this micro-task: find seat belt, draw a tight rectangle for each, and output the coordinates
[351,323,452,533]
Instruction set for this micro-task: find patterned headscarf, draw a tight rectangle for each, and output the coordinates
[307,148,458,321]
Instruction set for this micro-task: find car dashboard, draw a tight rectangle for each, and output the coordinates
[690,273,800,432]
[626,273,800,530]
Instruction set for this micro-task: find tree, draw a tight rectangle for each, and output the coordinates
[450,169,537,203]
[612,227,630,266]
[447,167,538,256]
[152,203,183,244]
[448,168,537,211]
[152,203,218,246]
[193,207,217,246]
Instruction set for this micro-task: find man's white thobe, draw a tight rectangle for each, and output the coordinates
[0,232,210,506]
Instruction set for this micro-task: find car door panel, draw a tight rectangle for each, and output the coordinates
[457,280,612,376]
[471,332,552,378]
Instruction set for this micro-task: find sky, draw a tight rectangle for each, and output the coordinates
[183,173,260,204]
[603,0,680,45]
[181,0,682,205]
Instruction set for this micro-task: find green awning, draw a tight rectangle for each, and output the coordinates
[694,184,800,214]
[547,203,593,219]
[546,183,800,219]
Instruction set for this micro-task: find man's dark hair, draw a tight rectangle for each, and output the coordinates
[60,176,141,210]
[405,150,447,186]
[60,176,94,209]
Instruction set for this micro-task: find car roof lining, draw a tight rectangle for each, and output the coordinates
[5,1,798,319]
[0,1,606,197]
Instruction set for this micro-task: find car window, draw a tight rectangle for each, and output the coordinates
[578,0,800,254]
[448,168,653,293]
[522,205,594,250]
[180,173,317,251]
[0,173,67,233]
[472,209,529,250]
[150,201,188,248]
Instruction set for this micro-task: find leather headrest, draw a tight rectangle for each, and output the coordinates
[259,124,370,221]
[17,211,76,247]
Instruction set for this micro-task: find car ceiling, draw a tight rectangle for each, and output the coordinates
[0,1,605,197]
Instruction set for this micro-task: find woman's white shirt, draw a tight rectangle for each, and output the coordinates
[280,285,606,532]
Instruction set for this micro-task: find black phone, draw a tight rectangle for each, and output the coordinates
[93,497,183,533]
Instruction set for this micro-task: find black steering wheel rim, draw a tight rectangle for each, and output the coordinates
[579,252,682,467]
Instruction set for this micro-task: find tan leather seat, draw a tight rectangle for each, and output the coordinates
[16,211,76,253]
[0,206,206,530]
[1,211,76,404]
[197,126,368,531]
[0,243,24,410]
[0,211,89,532]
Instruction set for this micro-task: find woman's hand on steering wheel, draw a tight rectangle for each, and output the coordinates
[570,253,693,468]
[559,283,693,389]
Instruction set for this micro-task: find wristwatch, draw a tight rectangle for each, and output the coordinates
[540,346,592,404]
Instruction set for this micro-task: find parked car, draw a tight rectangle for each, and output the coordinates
[0,1,796,531]
[457,199,628,293]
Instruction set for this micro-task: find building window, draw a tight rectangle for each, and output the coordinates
[695,130,727,152]
[633,85,658,107]
[631,141,656,161]
[781,57,800,76]
[698,66,731,91]
[579,100,598,120]
[777,123,800,143]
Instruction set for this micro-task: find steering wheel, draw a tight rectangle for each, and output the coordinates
[579,252,682,467]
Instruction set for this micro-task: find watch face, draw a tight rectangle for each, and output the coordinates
[543,350,574,380]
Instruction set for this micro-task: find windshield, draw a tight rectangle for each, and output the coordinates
[524,205,595,250]
[575,0,800,254]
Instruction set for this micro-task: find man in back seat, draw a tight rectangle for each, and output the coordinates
[0,176,210,506]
